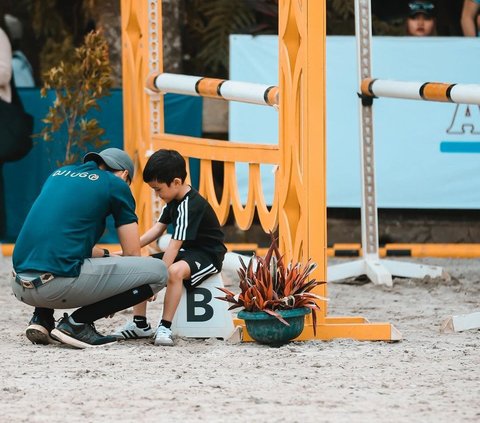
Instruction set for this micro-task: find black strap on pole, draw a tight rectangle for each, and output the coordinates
[357,92,376,107]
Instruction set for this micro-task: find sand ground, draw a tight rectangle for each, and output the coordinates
[0,256,479,423]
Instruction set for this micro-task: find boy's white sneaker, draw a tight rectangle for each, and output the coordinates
[112,321,154,340]
[154,325,174,346]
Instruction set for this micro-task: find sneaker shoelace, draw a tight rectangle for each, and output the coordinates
[157,326,171,336]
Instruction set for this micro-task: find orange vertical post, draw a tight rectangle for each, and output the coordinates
[121,0,165,233]
[278,0,327,317]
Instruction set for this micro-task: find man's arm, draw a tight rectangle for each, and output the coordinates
[117,222,142,256]
[461,0,480,36]
[140,222,167,248]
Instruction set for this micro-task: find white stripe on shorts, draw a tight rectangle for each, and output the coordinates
[191,263,217,285]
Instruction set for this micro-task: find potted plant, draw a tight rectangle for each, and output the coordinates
[217,236,327,345]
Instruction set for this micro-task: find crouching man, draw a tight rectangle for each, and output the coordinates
[11,148,167,348]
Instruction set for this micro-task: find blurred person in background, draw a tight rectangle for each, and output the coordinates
[461,0,480,36]
[406,1,437,36]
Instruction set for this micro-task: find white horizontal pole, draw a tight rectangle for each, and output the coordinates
[146,72,279,107]
[450,84,480,104]
[218,81,273,106]
[361,78,480,105]
[153,73,202,96]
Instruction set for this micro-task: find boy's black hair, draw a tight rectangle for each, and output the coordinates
[143,149,187,185]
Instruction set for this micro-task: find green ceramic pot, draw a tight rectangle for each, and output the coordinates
[238,307,311,346]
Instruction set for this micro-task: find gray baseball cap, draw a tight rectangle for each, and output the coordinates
[83,148,134,181]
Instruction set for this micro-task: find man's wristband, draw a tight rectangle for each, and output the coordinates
[102,248,110,257]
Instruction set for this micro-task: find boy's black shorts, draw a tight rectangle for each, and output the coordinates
[151,249,222,289]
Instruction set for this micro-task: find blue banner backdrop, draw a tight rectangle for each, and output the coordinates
[229,35,480,209]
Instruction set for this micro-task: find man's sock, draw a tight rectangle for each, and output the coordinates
[34,307,54,319]
[133,315,148,328]
[160,319,172,329]
[32,308,55,329]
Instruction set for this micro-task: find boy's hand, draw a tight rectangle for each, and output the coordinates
[110,250,123,256]
[148,294,158,302]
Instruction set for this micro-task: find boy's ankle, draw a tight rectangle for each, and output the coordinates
[160,319,172,329]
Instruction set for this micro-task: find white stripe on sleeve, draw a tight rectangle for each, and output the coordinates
[173,196,189,240]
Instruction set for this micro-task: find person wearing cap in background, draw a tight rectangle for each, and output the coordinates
[461,0,480,36]
[11,148,168,349]
[406,1,437,36]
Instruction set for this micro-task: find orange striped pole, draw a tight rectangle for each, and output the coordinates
[361,79,480,104]
[146,72,279,107]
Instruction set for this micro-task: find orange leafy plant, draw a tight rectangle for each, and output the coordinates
[216,236,327,334]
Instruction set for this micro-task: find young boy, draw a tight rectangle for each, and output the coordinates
[113,149,227,346]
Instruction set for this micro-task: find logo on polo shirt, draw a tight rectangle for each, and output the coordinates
[52,170,99,181]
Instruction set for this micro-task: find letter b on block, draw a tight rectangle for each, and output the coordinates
[186,288,214,322]
[171,273,235,339]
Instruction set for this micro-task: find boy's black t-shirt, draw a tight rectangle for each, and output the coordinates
[158,187,227,267]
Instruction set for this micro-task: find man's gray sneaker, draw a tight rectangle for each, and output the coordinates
[154,325,174,346]
[51,314,117,349]
[112,321,154,340]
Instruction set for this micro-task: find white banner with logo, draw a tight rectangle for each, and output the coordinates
[229,35,480,209]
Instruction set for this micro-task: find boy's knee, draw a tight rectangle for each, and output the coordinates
[168,262,190,283]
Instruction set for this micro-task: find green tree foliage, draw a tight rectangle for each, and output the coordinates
[3,0,90,82]
[326,0,404,35]
[183,0,256,76]
[183,0,405,77]
[39,30,113,166]
[30,0,86,77]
